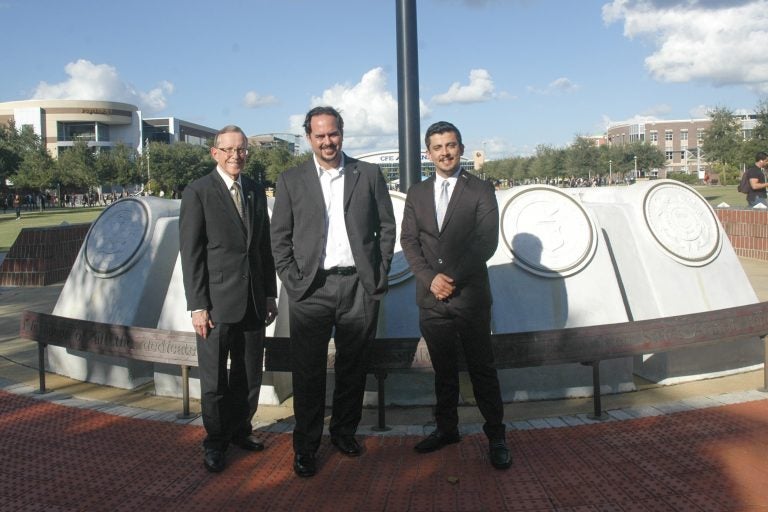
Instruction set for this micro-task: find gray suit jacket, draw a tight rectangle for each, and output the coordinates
[400,169,499,310]
[179,170,277,324]
[270,154,396,302]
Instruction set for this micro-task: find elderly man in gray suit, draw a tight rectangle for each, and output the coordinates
[270,106,396,477]
[180,125,278,474]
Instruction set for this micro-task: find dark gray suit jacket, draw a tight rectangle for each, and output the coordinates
[400,169,499,310]
[179,170,277,324]
[270,154,396,302]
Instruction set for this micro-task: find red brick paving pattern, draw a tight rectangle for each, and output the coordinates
[2,390,768,511]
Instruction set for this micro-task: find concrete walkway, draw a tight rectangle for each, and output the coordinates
[2,258,768,510]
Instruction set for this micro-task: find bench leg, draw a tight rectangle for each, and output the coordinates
[176,365,196,420]
[763,336,768,392]
[371,371,391,432]
[35,342,49,395]
[586,361,608,420]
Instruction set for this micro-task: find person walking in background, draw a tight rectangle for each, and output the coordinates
[745,151,768,208]
[179,125,278,474]
[270,106,396,478]
[13,193,21,220]
[400,121,512,470]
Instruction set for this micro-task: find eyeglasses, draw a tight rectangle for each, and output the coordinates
[215,147,248,156]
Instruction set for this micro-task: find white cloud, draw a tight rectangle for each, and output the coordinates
[289,67,430,152]
[603,0,768,93]
[31,59,173,113]
[432,69,498,104]
[527,77,580,95]
[243,91,278,108]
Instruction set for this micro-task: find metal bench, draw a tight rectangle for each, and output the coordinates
[19,301,768,428]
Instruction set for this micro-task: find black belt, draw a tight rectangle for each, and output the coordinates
[320,266,356,276]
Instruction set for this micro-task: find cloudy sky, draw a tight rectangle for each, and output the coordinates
[1,0,766,158]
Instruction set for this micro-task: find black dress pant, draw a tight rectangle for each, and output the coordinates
[196,310,264,451]
[288,273,379,455]
[419,302,505,440]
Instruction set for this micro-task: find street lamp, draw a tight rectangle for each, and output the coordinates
[608,160,613,183]
[634,155,638,180]
[145,138,151,195]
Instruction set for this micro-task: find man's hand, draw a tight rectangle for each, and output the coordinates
[192,309,214,339]
[430,273,455,301]
[265,298,278,326]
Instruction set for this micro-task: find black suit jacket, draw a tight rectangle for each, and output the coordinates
[179,169,277,324]
[400,169,499,310]
[270,154,396,302]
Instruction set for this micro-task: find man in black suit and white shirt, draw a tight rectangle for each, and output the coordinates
[400,121,511,470]
[179,125,278,473]
[270,106,396,477]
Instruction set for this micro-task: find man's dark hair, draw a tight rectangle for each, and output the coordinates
[425,121,463,148]
[303,106,344,136]
[756,151,768,163]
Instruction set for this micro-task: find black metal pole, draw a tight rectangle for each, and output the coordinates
[396,0,422,193]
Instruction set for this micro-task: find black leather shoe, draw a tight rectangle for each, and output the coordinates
[489,439,512,470]
[232,435,265,452]
[414,430,461,453]
[293,453,317,478]
[203,448,226,473]
[331,435,361,456]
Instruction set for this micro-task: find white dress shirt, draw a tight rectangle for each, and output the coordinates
[316,155,355,269]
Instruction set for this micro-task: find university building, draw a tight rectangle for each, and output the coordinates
[603,113,758,178]
[0,99,217,158]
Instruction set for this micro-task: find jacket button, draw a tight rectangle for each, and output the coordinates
[437,258,443,265]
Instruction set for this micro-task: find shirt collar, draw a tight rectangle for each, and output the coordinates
[314,153,345,178]
[216,166,241,189]
[436,167,461,184]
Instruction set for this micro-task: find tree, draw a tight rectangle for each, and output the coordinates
[701,106,742,182]
[96,143,139,190]
[12,147,56,192]
[56,141,98,193]
[566,136,599,179]
[739,99,768,169]
[147,142,211,196]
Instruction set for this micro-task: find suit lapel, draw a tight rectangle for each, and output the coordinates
[343,154,360,210]
[211,170,247,238]
[299,160,327,214]
[243,179,255,247]
[439,168,467,233]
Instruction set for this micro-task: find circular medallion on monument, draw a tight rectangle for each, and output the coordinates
[85,198,151,277]
[388,191,412,284]
[500,186,597,277]
[642,180,721,266]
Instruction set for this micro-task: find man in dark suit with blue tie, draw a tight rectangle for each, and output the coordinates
[270,106,396,477]
[400,121,511,470]
[179,125,278,473]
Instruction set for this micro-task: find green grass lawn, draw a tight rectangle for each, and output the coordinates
[0,184,749,254]
[692,185,747,209]
[0,207,104,252]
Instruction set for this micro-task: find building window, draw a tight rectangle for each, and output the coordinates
[665,151,674,161]
[58,122,97,142]
[697,129,704,141]
[681,131,688,141]
[650,132,658,142]
[665,131,673,141]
